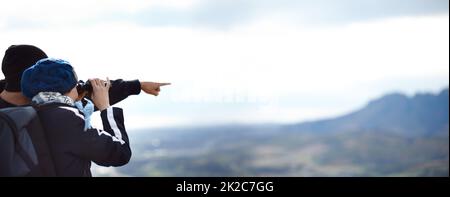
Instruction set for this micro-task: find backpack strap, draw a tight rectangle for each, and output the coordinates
[0,111,37,171]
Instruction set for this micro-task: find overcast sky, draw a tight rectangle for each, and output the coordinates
[1,0,449,129]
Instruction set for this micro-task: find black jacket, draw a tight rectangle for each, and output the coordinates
[0,79,141,109]
[37,103,131,176]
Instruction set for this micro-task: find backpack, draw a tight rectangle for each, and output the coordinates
[0,106,56,177]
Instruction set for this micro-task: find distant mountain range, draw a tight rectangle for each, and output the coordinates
[93,88,449,177]
[286,88,449,136]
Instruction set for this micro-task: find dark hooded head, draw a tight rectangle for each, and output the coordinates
[1,45,48,92]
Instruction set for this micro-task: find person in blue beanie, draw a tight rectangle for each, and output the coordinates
[21,58,131,176]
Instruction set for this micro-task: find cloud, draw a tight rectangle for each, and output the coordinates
[0,0,201,30]
[1,0,448,30]
[129,0,449,28]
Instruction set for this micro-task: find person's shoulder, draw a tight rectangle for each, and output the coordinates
[40,103,84,120]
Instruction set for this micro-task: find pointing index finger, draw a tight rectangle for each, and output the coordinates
[158,83,171,86]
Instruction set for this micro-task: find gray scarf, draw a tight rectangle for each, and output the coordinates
[32,91,94,131]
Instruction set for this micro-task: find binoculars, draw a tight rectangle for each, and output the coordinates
[76,80,111,95]
[76,80,93,94]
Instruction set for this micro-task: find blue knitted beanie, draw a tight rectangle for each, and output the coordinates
[21,58,78,98]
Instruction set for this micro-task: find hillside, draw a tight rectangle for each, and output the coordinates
[286,88,449,136]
